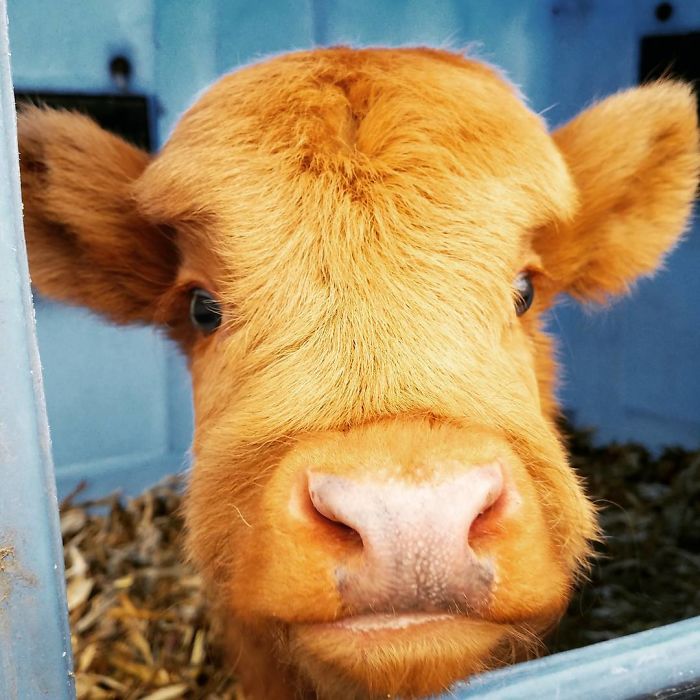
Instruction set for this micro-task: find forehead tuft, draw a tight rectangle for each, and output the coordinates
[193,47,518,168]
[140,48,575,229]
[146,48,571,214]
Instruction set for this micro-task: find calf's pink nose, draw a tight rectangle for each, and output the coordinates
[307,463,505,612]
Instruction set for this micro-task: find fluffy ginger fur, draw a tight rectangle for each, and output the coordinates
[18,47,698,699]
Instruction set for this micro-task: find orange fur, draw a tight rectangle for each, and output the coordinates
[18,47,698,699]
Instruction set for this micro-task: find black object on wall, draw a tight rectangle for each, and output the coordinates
[640,31,700,99]
[14,91,152,151]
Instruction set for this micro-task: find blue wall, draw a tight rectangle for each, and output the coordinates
[7,0,700,496]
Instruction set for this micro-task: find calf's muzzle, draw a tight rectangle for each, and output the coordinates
[306,463,507,614]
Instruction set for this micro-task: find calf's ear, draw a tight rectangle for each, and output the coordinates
[18,107,178,325]
[537,82,699,302]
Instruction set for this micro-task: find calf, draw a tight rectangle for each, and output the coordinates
[18,47,698,699]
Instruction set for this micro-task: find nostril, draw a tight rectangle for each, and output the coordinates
[468,471,507,541]
[314,510,364,545]
[469,501,498,539]
[307,473,364,547]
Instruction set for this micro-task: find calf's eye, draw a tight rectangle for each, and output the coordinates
[513,272,534,316]
[190,288,222,334]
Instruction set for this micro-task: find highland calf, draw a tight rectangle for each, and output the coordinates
[18,48,698,699]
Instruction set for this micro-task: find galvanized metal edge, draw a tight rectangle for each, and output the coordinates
[449,615,700,699]
[0,1,75,697]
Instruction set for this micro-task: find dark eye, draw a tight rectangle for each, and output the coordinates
[190,288,222,334]
[513,272,535,316]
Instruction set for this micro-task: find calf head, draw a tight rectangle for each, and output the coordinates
[18,48,698,699]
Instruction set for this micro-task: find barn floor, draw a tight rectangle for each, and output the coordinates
[62,428,700,699]
[62,480,241,700]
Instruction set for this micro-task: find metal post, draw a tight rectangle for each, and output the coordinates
[0,2,75,697]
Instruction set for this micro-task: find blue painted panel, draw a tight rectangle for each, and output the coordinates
[0,4,74,697]
[34,300,169,467]
[7,0,155,94]
[319,0,464,47]
[214,0,314,73]
[153,0,218,140]
[620,238,700,441]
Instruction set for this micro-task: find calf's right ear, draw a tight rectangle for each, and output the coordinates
[538,82,699,302]
[18,106,179,326]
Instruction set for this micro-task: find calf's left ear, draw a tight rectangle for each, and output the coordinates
[536,82,699,301]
